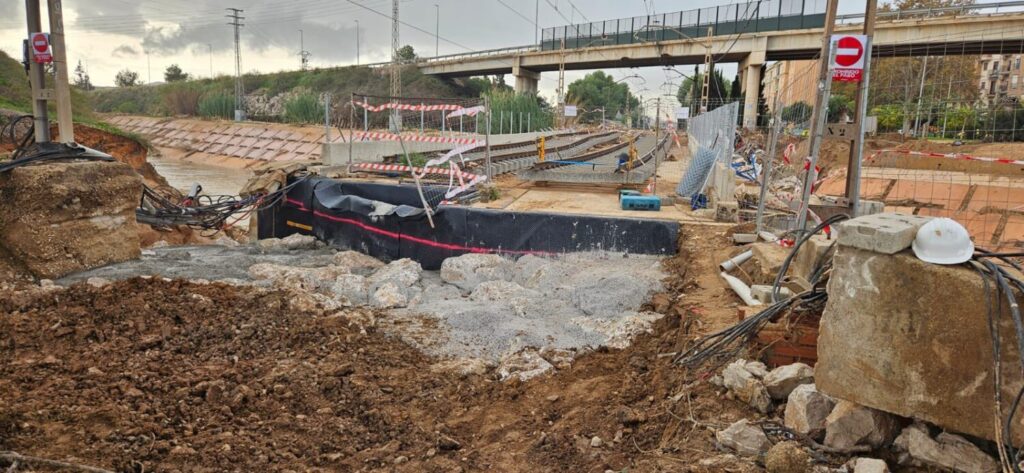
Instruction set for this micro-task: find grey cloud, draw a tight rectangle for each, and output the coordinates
[111,44,139,57]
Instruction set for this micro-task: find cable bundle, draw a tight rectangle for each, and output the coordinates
[136,177,306,236]
[972,250,1024,472]
[674,214,849,370]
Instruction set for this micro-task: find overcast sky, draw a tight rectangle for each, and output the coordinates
[1,0,922,110]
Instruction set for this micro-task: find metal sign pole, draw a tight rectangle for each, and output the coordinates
[845,0,877,217]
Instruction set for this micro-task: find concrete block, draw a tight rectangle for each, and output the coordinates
[750,285,793,303]
[857,199,886,217]
[818,246,1024,444]
[790,233,835,279]
[836,212,932,254]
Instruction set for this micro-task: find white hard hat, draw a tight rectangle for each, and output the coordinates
[911,217,974,265]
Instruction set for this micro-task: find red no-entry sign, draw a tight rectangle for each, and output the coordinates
[831,34,866,82]
[30,32,52,64]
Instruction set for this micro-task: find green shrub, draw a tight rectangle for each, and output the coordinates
[198,93,234,119]
[283,92,324,124]
[485,89,553,132]
[162,82,202,116]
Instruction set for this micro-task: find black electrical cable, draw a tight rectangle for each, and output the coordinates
[771,213,850,303]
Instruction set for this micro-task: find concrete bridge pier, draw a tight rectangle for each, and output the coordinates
[513,61,540,95]
[739,38,767,130]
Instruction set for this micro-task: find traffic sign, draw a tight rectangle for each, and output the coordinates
[30,32,52,64]
[563,105,577,117]
[831,34,866,82]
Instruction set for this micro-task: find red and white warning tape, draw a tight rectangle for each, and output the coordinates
[352,161,487,200]
[352,101,465,112]
[352,131,482,146]
[354,162,478,179]
[867,148,1024,167]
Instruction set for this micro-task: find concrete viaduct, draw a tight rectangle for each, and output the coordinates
[414,8,1024,129]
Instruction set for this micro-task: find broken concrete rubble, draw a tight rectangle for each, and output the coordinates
[824,400,901,450]
[722,359,772,414]
[439,253,512,293]
[849,457,890,473]
[716,419,771,456]
[893,423,998,473]
[784,384,835,441]
[748,243,791,285]
[764,362,814,400]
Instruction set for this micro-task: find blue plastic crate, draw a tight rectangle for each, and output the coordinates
[618,189,641,201]
[621,195,661,211]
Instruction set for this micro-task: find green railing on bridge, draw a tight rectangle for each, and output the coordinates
[540,0,827,51]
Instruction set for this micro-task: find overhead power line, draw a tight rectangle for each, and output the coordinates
[495,0,536,26]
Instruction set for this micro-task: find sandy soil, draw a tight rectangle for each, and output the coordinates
[0,227,789,473]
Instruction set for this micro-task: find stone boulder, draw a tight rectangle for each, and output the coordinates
[256,233,322,251]
[497,349,554,382]
[784,384,835,441]
[849,458,890,473]
[722,359,772,414]
[440,253,512,293]
[764,363,814,400]
[370,258,422,287]
[331,273,369,306]
[332,250,384,274]
[764,441,811,473]
[716,419,771,456]
[818,246,1024,444]
[823,400,901,450]
[893,423,998,473]
[0,161,142,278]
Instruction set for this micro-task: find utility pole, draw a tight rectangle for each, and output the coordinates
[557,38,566,128]
[47,0,73,143]
[24,0,50,143]
[146,51,151,84]
[390,0,401,129]
[434,4,439,57]
[226,8,245,121]
[653,97,661,193]
[207,43,213,77]
[299,29,311,71]
[796,0,839,230]
[355,20,360,65]
[699,27,713,113]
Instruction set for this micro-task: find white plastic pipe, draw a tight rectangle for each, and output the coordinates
[721,271,762,307]
[719,250,754,272]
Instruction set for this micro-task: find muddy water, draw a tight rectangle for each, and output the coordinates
[149,154,253,197]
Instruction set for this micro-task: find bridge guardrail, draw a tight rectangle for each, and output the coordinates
[361,0,1024,69]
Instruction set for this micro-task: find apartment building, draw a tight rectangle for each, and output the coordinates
[762,59,819,112]
[978,54,1024,104]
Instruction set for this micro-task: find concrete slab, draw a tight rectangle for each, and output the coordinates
[836,213,932,254]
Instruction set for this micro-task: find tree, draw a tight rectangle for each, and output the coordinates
[73,60,92,91]
[164,64,189,82]
[828,95,855,122]
[782,101,813,123]
[676,66,729,111]
[565,71,640,124]
[397,45,416,62]
[114,69,140,87]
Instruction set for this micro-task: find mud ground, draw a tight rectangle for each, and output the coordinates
[0,227,798,473]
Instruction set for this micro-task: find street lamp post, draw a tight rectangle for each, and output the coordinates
[355,20,360,65]
[434,4,440,56]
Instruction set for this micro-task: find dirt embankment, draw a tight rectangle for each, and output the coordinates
[52,124,170,189]
[0,229,775,473]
